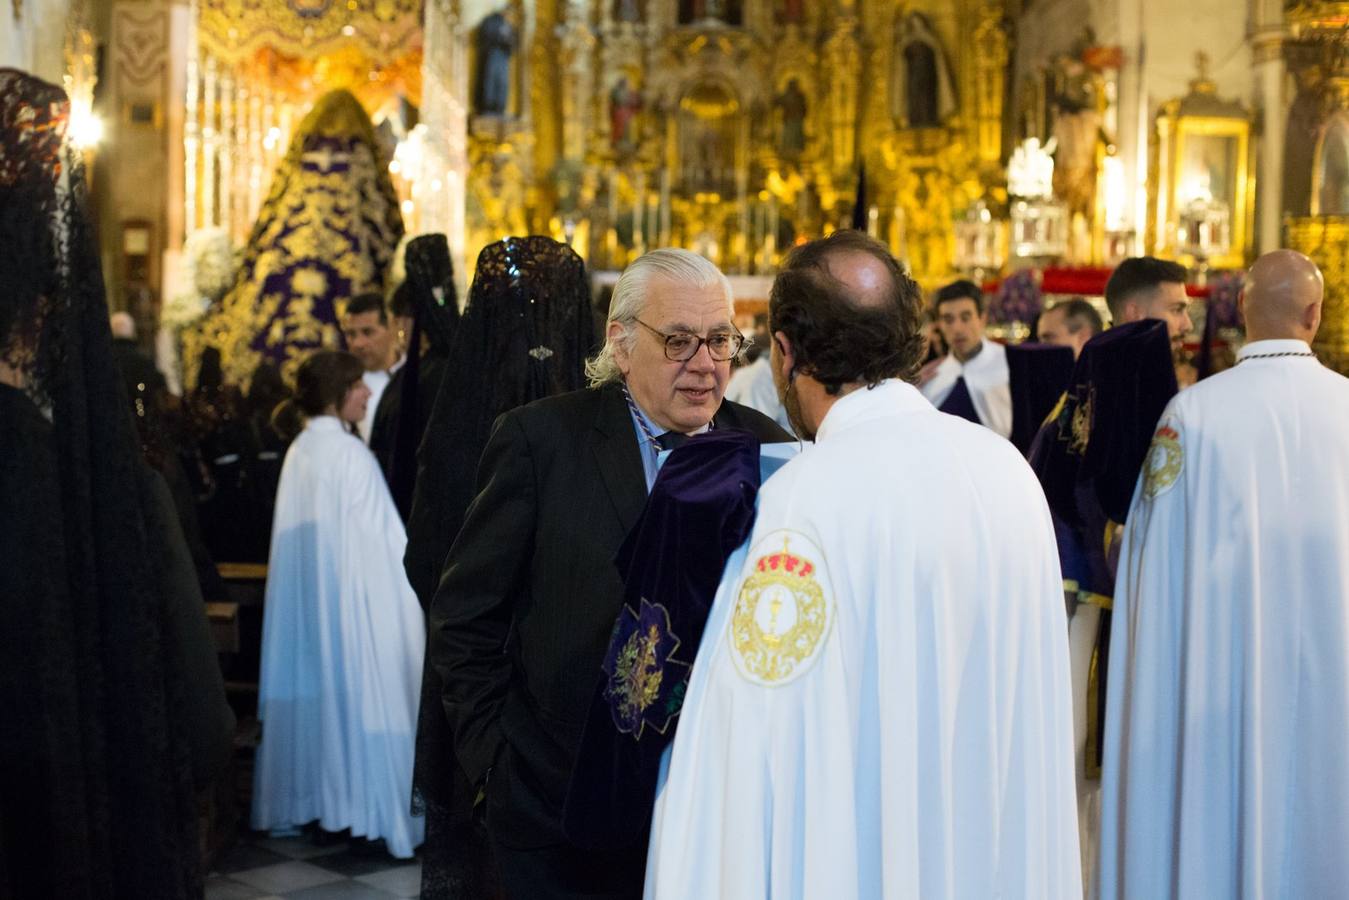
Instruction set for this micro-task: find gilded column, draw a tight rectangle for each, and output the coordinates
[420,0,469,292]
[183,0,199,237]
[1289,217,1349,375]
[823,13,860,172]
[557,1,595,164]
[201,53,217,227]
[1252,0,1284,254]
[972,4,1008,172]
[218,66,234,238]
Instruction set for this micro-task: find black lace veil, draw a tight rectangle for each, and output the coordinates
[383,233,460,520]
[404,235,595,848]
[0,68,200,898]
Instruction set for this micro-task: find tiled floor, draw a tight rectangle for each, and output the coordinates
[205,831,421,899]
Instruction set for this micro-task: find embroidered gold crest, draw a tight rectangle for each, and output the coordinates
[731,531,832,686]
[1068,386,1095,456]
[1143,421,1183,497]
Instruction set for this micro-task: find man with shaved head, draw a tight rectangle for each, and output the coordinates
[645,231,1081,899]
[1099,249,1349,899]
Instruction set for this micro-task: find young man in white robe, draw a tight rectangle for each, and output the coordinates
[645,232,1081,899]
[918,278,1012,437]
[1100,249,1349,899]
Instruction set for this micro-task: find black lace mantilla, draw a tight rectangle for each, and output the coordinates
[1,68,202,899]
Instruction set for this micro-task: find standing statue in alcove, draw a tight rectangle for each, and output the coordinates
[776,79,807,158]
[609,77,642,152]
[890,12,956,129]
[475,8,516,117]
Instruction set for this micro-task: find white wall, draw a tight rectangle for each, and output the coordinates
[2,0,72,84]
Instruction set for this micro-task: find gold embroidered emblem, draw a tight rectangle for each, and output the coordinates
[731,532,832,686]
[612,623,665,727]
[1069,386,1095,456]
[1143,422,1183,497]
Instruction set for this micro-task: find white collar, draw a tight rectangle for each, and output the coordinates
[307,414,347,433]
[815,379,931,443]
[1236,339,1315,362]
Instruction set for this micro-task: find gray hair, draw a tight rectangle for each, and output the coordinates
[584,248,734,387]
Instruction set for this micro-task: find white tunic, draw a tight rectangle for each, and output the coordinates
[725,356,795,435]
[646,380,1080,900]
[1100,340,1349,899]
[919,338,1012,438]
[251,415,425,857]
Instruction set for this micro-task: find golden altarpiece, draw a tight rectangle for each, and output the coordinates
[466,0,1010,286]
[178,0,1009,316]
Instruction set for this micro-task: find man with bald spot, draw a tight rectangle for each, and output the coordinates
[1099,250,1349,899]
[646,231,1080,899]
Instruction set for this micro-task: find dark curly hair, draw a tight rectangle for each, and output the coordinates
[769,230,925,394]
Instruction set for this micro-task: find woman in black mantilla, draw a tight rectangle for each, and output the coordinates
[0,68,230,899]
[405,236,596,898]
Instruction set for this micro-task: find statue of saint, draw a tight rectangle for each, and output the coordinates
[610,77,642,151]
[890,13,956,130]
[776,79,807,158]
[475,9,516,117]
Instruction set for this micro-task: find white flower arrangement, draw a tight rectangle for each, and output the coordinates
[162,227,236,329]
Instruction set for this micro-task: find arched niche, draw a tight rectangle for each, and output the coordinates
[676,78,744,195]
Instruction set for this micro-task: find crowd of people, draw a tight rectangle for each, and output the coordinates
[5,65,1349,900]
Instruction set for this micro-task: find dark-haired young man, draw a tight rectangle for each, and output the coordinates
[341,292,403,444]
[919,279,1012,437]
[1103,255,1192,344]
[645,231,1080,899]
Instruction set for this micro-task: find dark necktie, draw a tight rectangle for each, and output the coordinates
[657,431,690,452]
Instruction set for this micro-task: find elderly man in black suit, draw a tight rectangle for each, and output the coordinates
[427,248,790,899]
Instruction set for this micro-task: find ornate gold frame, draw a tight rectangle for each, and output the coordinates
[1149,57,1255,270]
[1153,112,1253,270]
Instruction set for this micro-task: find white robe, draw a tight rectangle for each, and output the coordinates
[251,415,426,857]
[1100,340,1349,899]
[919,338,1013,438]
[646,380,1080,900]
[726,356,795,435]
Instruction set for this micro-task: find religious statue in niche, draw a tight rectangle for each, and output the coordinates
[610,77,642,153]
[615,0,642,23]
[677,0,743,27]
[475,8,517,117]
[1048,30,1117,235]
[889,12,956,129]
[776,79,807,159]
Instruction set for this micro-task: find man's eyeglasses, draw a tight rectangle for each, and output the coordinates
[636,319,747,362]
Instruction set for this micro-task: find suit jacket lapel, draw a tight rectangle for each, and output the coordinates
[591,383,648,535]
